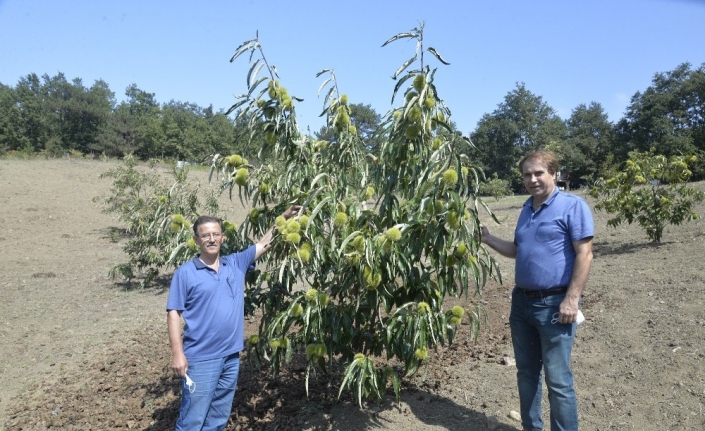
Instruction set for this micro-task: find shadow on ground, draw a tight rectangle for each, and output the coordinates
[142,352,521,431]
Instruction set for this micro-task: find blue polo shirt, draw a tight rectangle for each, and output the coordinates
[166,245,256,362]
[514,190,593,290]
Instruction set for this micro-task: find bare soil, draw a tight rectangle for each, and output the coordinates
[1,158,704,430]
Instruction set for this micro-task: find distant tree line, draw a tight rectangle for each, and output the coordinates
[0,72,259,161]
[2,63,703,188]
[469,62,705,190]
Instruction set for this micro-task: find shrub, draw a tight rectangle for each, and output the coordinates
[477,173,512,200]
[95,154,245,287]
[589,150,705,242]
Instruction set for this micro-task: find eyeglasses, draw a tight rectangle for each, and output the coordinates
[198,232,223,240]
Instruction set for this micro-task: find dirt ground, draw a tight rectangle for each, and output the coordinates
[1,157,704,431]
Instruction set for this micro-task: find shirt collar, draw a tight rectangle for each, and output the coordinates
[192,256,207,269]
[523,188,560,210]
[192,255,226,270]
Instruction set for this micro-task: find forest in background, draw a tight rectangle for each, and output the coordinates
[1,62,703,189]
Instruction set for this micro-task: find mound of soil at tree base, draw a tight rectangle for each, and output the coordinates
[1,158,705,430]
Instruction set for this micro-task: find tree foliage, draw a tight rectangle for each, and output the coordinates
[562,102,613,182]
[476,172,512,200]
[466,63,704,188]
[469,83,566,190]
[614,63,705,179]
[95,154,248,287]
[207,24,500,405]
[0,75,248,161]
[589,150,704,242]
[3,60,705,195]
[315,102,384,154]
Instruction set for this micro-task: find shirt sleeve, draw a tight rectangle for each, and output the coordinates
[568,198,594,242]
[166,266,187,312]
[225,244,257,272]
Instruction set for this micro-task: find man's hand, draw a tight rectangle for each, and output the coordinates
[558,297,580,324]
[255,205,302,260]
[282,205,302,220]
[171,352,188,377]
[480,225,490,244]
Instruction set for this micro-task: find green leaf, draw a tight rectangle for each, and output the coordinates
[426,47,450,65]
[230,39,257,63]
[304,194,331,225]
[305,364,311,396]
[317,77,333,96]
[392,55,418,79]
[247,60,265,88]
[225,99,249,116]
[309,172,331,190]
[381,32,416,47]
[338,360,359,399]
[392,372,401,402]
[339,230,363,257]
[248,81,268,99]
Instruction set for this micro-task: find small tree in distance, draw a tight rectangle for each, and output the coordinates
[589,149,705,242]
[211,24,501,405]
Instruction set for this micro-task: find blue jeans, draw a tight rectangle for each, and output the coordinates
[175,352,240,431]
[510,288,579,431]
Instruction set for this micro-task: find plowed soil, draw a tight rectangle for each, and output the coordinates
[1,158,704,430]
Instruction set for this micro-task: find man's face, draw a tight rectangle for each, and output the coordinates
[194,222,224,257]
[522,158,556,205]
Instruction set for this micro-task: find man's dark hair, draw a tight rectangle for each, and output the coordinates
[192,215,223,235]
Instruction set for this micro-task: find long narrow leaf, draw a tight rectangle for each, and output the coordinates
[230,39,256,63]
[427,47,450,65]
[309,172,331,190]
[381,32,416,47]
[247,60,265,88]
[392,55,418,79]
[167,242,188,263]
[322,86,336,110]
[308,196,333,223]
[225,99,249,116]
[305,365,311,396]
[338,361,359,399]
[317,77,333,96]
[391,73,414,104]
[247,76,268,97]
[338,230,362,257]
[207,154,220,184]
[392,373,401,402]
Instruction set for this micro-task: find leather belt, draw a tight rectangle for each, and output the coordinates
[517,287,568,298]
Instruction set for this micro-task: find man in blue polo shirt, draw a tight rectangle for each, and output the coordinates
[481,150,593,431]
[167,206,299,431]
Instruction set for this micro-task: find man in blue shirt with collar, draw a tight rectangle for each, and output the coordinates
[481,150,594,431]
[167,206,299,430]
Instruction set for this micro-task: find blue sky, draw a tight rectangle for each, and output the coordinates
[1,0,704,135]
